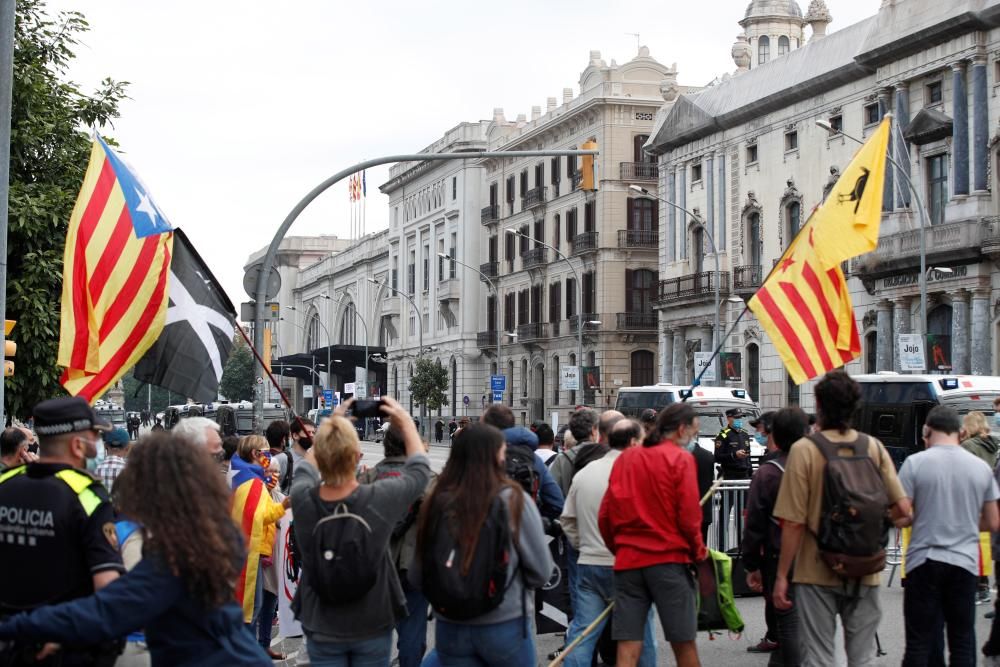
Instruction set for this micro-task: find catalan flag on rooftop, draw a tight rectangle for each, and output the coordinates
[748,117,891,385]
[57,137,174,402]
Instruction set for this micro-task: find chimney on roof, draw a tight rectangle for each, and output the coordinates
[563,87,573,104]
[547,97,557,112]
[515,113,526,124]
[493,107,506,123]
[531,105,541,120]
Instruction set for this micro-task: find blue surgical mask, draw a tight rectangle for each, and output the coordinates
[754,432,768,446]
[733,419,744,430]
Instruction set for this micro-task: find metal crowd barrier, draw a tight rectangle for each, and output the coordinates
[705,479,752,554]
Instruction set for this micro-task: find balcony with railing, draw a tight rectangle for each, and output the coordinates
[522,186,547,210]
[381,294,400,315]
[479,261,499,281]
[571,231,599,255]
[516,322,548,342]
[569,313,602,334]
[522,247,548,269]
[481,204,499,225]
[616,312,657,330]
[617,229,658,249]
[851,218,987,275]
[732,265,763,296]
[619,162,659,181]
[477,331,499,349]
[437,278,460,301]
[656,271,729,306]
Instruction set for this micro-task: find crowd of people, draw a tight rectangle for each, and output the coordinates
[3,370,1000,666]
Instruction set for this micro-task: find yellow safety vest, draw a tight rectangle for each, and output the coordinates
[0,465,103,516]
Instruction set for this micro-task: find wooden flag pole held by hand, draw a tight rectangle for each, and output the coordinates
[548,602,615,667]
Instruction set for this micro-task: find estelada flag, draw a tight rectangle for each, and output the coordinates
[810,117,891,266]
[58,137,174,402]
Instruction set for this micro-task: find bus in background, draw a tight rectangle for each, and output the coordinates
[615,383,762,456]
[853,373,1000,468]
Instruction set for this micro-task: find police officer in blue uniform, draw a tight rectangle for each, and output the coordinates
[0,397,125,666]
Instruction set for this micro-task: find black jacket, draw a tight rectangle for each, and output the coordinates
[741,449,786,572]
[691,445,715,528]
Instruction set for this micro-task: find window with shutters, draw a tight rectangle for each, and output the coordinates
[692,226,704,274]
[626,268,657,313]
[487,295,497,331]
[519,225,530,255]
[633,134,652,163]
[568,353,577,405]
[568,149,578,178]
[520,170,528,197]
[551,157,561,197]
[508,361,515,407]
[518,289,529,325]
[449,233,457,278]
[582,271,596,314]
[488,236,498,263]
[407,249,415,294]
[490,182,498,208]
[506,176,515,215]
[423,245,429,290]
[552,356,560,405]
[535,162,544,188]
[504,293,516,331]
[553,213,561,249]
[567,208,578,240]
[627,198,657,232]
[531,284,542,323]
[584,201,596,232]
[452,177,457,201]
[566,279,577,318]
[549,282,561,322]
[505,232,515,270]
[533,220,544,249]
[630,350,655,387]
[437,239,445,281]
[522,359,529,398]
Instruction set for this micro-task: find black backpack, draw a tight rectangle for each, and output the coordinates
[307,485,383,604]
[811,433,891,578]
[421,493,512,620]
[505,444,540,503]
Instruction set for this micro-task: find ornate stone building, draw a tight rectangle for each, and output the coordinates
[648,0,1000,411]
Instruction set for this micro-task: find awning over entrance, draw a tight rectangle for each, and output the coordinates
[273,344,388,395]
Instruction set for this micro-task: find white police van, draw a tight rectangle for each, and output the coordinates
[615,383,762,455]
[853,373,1000,467]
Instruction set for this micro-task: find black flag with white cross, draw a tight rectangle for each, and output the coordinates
[133,229,237,402]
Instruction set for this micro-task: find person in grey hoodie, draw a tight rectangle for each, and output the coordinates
[409,423,554,666]
[962,411,1000,470]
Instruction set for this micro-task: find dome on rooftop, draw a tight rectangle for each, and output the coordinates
[743,0,803,21]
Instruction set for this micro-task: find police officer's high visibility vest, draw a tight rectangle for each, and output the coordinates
[0,465,103,516]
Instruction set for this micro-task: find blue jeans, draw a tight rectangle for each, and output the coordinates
[566,541,580,619]
[435,617,534,666]
[306,631,393,667]
[903,559,978,667]
[397,585,429,667]
[564,564,656,667]
[257,589,278,648]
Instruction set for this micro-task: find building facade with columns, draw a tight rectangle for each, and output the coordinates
[478,47,680,425]
[648,0,1000,411]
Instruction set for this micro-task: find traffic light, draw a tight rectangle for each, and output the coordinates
[3,320,14,378]
[580,139,597,191]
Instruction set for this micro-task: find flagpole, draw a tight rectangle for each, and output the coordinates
[0,0,14,426]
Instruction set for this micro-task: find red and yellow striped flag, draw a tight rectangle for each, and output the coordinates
[58,137,174,402]
[747,116,891,385]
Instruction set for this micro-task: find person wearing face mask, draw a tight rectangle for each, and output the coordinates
[715,408,752,479]
[0,397,126,666]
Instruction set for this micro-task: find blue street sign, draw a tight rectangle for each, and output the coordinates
[492,390,504,403]
[323,389,333,404]
[463,395,470,406]
[490,375,506,392]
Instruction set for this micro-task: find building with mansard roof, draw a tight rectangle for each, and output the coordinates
[646,0,1000,411]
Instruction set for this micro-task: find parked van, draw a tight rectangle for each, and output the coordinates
[215,401,288,437]
[615,384,762,455]
[854,373,1000,467]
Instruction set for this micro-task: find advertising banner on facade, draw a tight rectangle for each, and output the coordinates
[898,334,926,372]
[720,352,742,382]
[560,366,579,391]
[581,366,601,390]
[926,333,952,371]
[694,352,716,382]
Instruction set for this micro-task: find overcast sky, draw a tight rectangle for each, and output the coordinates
[47,0,876,307]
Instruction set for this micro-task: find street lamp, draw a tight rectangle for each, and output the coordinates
[630,184,723,385]
[505,228,592,403]
[438,252,504,380]
[368,277,427,438]
[815,118,935,341]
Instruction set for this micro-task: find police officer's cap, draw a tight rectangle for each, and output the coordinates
[725,408,746,418]
[33,397,112,436]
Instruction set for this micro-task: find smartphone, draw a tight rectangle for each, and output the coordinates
[351,399,385,419]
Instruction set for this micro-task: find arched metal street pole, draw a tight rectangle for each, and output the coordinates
[440,252,503,382]
[815,118,933,340]
[507,229,588,402]
[630,185,721,385]
[252,149,597,433]
[367,278,424,437]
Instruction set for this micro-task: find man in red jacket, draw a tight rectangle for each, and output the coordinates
[599,402,707,667]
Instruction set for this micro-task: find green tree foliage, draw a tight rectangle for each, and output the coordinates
[6,1,127,418]
[219,335,255,403]
[410,358,449,412]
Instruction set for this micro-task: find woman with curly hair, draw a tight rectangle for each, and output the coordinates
[0,432,271,666]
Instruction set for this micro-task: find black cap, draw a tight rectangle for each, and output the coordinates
[33,397,112,436]
[725,408,746,418]
[749,411,775,430]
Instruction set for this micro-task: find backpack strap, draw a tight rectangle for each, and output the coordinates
[807,432,869,460]
[765,459,785,473]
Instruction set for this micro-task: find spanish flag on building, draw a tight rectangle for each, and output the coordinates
[57,137,174,402]
[748,118,891,384]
